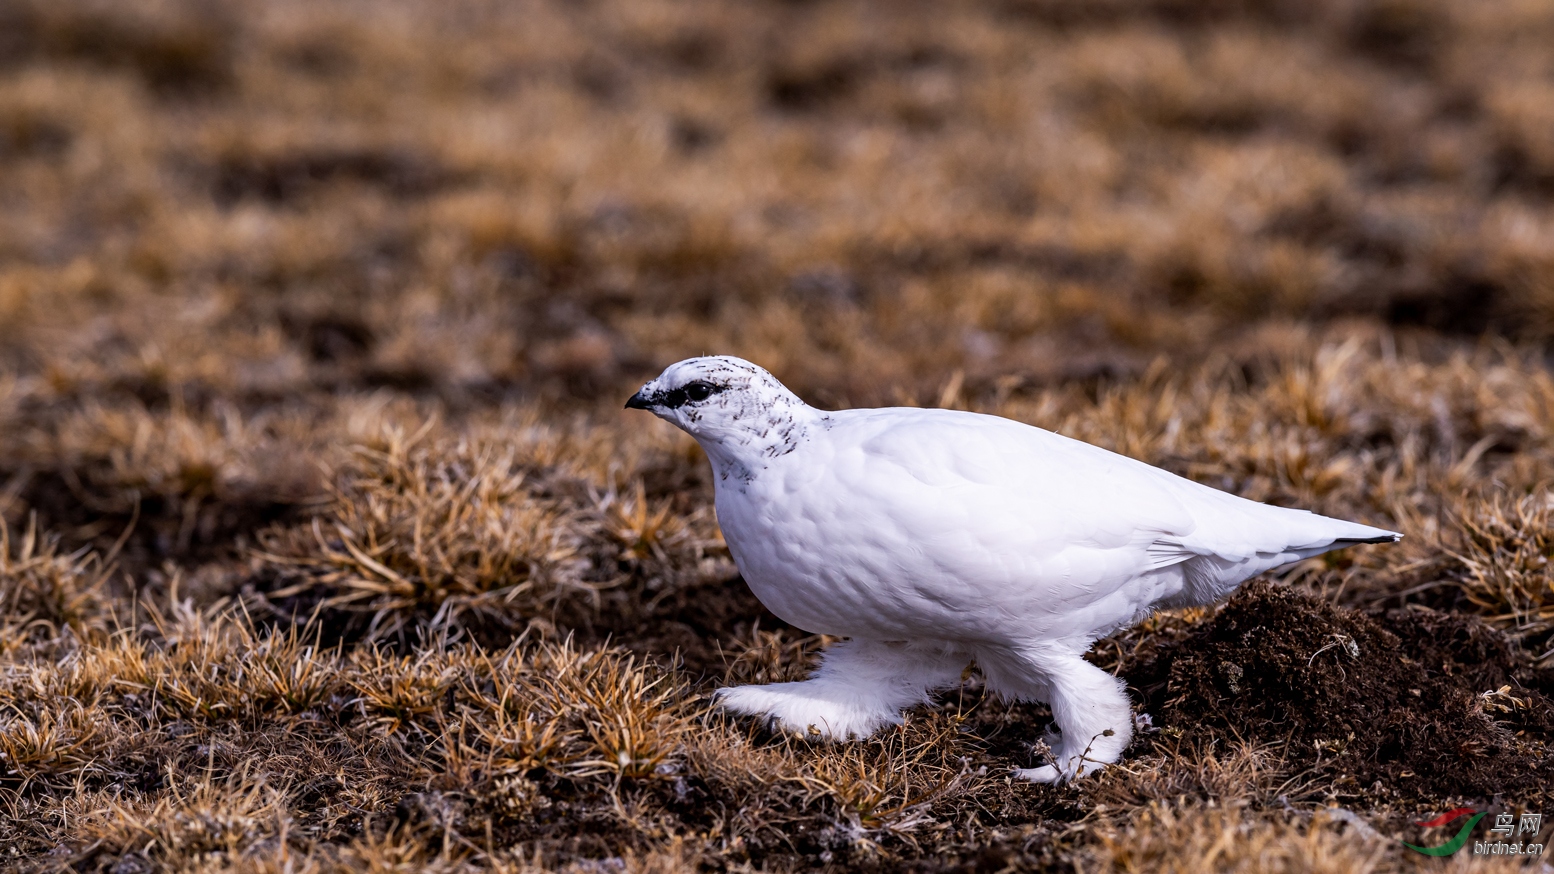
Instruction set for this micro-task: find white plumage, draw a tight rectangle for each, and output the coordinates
[626,355,1399,782]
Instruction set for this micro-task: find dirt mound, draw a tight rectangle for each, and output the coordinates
[1124,581,1554,805]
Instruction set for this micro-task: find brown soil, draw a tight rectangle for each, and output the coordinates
[1123,580,1554,807]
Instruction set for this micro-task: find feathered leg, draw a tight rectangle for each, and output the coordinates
[977,644,1133,783]
[717,638,968,740]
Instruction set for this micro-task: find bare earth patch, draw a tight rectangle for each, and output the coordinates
[1122,580,1554,806]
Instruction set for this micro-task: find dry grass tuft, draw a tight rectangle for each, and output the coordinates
[1083,804,1405,874]
[0,514,116,652]
[251,418,728,646]
[254,423,597,642]
[1446,489,1554,641]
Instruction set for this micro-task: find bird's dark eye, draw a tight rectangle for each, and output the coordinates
[684,382,714,402]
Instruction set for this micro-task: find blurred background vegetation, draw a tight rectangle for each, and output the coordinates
[3,0,1553,576]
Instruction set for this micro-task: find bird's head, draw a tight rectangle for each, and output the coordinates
[626,356,819,464]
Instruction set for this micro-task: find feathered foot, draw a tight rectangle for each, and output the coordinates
[980,645,1134,784]
[716,638,968,740]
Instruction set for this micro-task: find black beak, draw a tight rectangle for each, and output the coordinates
[625,390,654,410]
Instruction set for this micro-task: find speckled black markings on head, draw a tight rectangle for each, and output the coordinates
[629,355,819,484]
[764,419,802,458]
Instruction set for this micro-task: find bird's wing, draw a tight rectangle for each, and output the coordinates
[826,409,1200,604]
[829,408,1393,596]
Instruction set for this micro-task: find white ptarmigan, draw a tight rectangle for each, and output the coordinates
[626,355,1400,782]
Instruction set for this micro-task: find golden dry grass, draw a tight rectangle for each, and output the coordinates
[3,0,1554,869]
